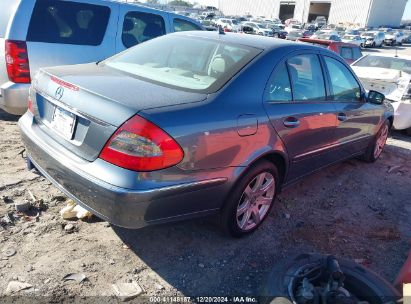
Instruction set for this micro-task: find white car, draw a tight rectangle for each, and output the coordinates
[341,35,365,47]
[384,32,404,46]
[361,31,385,47]
[215,18,240,31]
[243,22,273,36]
[285,24,303,33]
[352,54,411,133]
[311,30,338,39]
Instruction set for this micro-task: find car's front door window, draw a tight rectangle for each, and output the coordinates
[324,56,361,102]
[286,54,326,101]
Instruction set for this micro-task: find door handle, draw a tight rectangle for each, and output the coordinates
[337,113,347,122]
[283,117,300,128]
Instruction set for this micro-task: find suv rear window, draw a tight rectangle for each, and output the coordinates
[0,1,20,38]
[27,0,110,46]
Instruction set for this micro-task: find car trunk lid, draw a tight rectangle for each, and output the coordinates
[32,63,207,162]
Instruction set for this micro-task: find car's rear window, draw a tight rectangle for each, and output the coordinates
[0,1,20,38]
[105,35,261,93]
[27,0,110,46]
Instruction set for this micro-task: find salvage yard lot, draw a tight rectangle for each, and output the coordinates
[0,46,411,301]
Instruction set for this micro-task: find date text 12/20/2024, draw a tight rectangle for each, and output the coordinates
[149,297,258,303]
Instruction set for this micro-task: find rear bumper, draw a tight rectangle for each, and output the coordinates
[0,81,30,115]
[18,113,228,228]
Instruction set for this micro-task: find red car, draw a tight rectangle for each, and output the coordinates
[297,38,363,64]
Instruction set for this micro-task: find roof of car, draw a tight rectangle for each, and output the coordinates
[173,31,310,51]
[297,38,358,47]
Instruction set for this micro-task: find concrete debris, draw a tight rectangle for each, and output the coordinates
[112,281,143,301]
[5,281,33,295]
[64,223,75,233]
[60,200,92,220]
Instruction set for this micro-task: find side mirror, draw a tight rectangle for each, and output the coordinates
[367,90,385,105]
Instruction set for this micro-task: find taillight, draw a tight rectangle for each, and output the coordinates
[100,115,184,171]
[5,40,31,83]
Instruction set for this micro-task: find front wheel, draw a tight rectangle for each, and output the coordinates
[220,160,279,237]
[362,121,390,163]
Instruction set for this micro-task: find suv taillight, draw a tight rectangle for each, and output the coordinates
[5,40,31,83]
[100,115,184,171]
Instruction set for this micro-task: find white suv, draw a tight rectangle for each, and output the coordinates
[243,22,273,36]
[0,0,202,115]
[361,31,385,47]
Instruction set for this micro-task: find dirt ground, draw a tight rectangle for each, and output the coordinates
[0,108,410,303]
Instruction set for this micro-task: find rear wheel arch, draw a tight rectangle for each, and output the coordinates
[260,152,287,187]
[387,116,394,128]
[221,151,287,211]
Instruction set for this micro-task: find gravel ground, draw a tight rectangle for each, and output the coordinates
[0,104,410,303]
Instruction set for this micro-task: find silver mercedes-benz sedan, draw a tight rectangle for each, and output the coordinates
[19,31,392,237]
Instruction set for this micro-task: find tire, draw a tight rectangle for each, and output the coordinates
[372,42,376,47]
[261,254,400,304]
[362,120,390,163]
[220,160,279,238]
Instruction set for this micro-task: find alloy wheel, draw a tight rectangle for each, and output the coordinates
[374,124,389,159]
[236,172,275,231]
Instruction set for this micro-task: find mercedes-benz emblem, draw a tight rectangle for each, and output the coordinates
[55,86,64,100]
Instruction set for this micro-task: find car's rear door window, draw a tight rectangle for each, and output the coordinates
[265,62,292,102]
[173,18,202,32]
[287,54,326,101]
[324,56,361,102]
[27,0,110,46]
[122,12,166,48]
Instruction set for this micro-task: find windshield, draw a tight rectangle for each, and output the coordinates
[342,35,354,39]
[105,35,261,93]
[362,32,375,37]
[353,55,411,73]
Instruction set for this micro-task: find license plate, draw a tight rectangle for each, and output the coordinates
[50,106,76,140]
